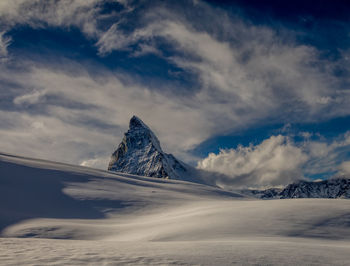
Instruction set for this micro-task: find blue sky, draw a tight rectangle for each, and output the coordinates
[1,0,350,188]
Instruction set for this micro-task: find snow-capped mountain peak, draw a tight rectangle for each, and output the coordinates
[129,115,150,130]
[127,115,162,152]
[108,115,188,180]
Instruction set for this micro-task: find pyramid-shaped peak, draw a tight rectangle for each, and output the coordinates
[129,115,150,130]
[108,114,189,180]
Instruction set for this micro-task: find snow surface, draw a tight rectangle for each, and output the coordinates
[1,152,350,265]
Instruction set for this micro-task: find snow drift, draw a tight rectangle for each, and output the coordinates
[1,152,350,265]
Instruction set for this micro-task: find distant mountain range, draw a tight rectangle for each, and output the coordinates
[243,178,350,199]
[108,116,350,199]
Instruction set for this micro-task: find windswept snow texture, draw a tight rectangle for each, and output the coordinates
[108,116,190,180]
[1,153,350,265]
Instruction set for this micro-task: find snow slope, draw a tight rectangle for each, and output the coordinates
[1,152,350,265]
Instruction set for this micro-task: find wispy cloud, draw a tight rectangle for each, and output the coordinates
[0,31,11,62]
[0,0,101,35]
[339,161,350,175]
[0,60,210,167]
[95,2,350,128]
[0,0,137,40]
[302,132,350,177]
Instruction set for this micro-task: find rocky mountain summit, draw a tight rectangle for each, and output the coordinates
[246,178,350,199]
[108,116,189,180]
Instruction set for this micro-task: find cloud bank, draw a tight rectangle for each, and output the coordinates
[198,133,350,188]
[198,135,307,188]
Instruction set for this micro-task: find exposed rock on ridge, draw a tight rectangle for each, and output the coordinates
[108,115,188,180]
[245,178,350,199]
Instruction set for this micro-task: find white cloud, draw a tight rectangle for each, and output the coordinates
[0,110,115,168]
[198,132,350,188]
[13,90,46,105]
[80,156,110,169]
[94,3,350,128]
[302,132,350,177]
[197,135,308,188]
[338,161,350,175]
[0,0,102,36]
[0,31,11,62]
[0,0,138,42]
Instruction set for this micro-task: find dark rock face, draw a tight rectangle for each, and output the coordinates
[279,178,350,199]
[248,188,283,199]
[244,178,350,199]
[108,116,187,179]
